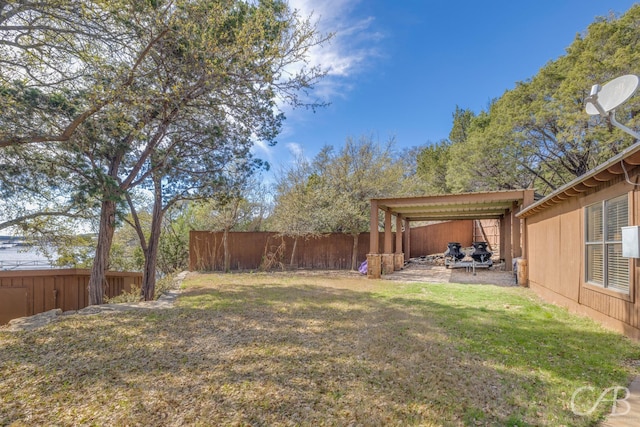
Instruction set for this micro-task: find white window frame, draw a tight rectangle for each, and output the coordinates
[584,194,630,294]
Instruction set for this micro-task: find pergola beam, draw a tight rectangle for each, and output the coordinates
[404,214,505,221]
[375,189,532,208]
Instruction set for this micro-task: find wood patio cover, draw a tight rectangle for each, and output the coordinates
[368,189,535,278]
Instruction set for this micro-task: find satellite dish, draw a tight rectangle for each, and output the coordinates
[586,74,639,116]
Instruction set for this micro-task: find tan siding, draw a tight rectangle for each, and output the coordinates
[528,212,563,296]
[581,288,608,314]
[526,176,640,339]
[559,200,582,301]
[633,186,640,330]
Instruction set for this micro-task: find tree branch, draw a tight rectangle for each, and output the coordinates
[0,210,85,231]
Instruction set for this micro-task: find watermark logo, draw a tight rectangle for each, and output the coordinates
[571,386,630,416]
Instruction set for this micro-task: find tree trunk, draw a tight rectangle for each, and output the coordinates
[351,233,359,271]
[88,199,118,305]
[290,236,298,268]
[88,152,124,305]
[141,212,162,301]
[141,172,164,301]
[223,227,230,272]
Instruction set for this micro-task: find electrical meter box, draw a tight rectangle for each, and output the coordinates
[622,226,640,258]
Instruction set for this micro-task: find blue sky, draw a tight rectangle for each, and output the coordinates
[254,0,639,176]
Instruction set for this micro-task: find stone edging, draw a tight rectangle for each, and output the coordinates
[4,271,189,332]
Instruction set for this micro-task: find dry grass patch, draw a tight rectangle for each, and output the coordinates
[1,271,639,426]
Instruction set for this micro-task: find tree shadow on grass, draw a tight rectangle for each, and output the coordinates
[0,282,637,426]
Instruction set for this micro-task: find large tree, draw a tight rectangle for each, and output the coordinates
[440,5,640,195]
[271,136,406,270]
[87,0,324,303]
[0,0,146,147]
[415,139,451,194]
[1,0,327,304]
[270,154,326,267]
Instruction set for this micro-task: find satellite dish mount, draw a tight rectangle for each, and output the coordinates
[585,74,640,140]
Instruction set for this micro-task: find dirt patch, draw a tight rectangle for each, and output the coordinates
[201,262,518,287]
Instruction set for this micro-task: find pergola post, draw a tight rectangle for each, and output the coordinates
[499,216,506,262]
[382,210,394,274]
[512,201,522,258]
[404,219,411,262]
[367,199,381,279]
[503,209,513,271]
[394,214,404,270]
[517,189,535,286]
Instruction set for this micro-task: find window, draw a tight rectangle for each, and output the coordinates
[585,195,629,293]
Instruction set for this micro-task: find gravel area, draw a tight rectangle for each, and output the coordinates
[383,259,518,287]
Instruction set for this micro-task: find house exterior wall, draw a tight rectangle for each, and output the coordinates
[526,175,640,339]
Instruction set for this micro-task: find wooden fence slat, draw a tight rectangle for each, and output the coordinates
[0,269,143,325]
[189,221,476,271]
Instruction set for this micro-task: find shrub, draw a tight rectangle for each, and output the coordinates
[106,285,142,303]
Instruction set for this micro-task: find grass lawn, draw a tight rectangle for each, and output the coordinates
[1,272,640,426]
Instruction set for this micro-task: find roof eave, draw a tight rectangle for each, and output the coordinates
[517,141,640,219]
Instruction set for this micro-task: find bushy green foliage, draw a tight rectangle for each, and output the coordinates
[157,208,192,275]
[50,234,95,269]
[155,273,178,297]
[415,139,451,194]
[105,285,142,303]
[417,5,640,195]
[271,135,408,236]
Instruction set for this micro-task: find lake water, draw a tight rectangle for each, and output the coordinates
[0,246,56,270]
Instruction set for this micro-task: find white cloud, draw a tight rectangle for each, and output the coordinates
[287,0,382,99]
[286,142,305,158]
[251,139,273,162]
[256,1,382,165]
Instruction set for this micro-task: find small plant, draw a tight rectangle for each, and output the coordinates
[106,285,142,303]
[463,407,486,425]
[154,273,178,298]
[259,236,285,271]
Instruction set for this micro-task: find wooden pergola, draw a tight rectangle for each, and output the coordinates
[367,189,535,278]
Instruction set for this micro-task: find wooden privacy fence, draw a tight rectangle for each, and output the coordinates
[0,269,142,325]
[407,221,473,258]
[473,219,500,252]
[190,220,474,271]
